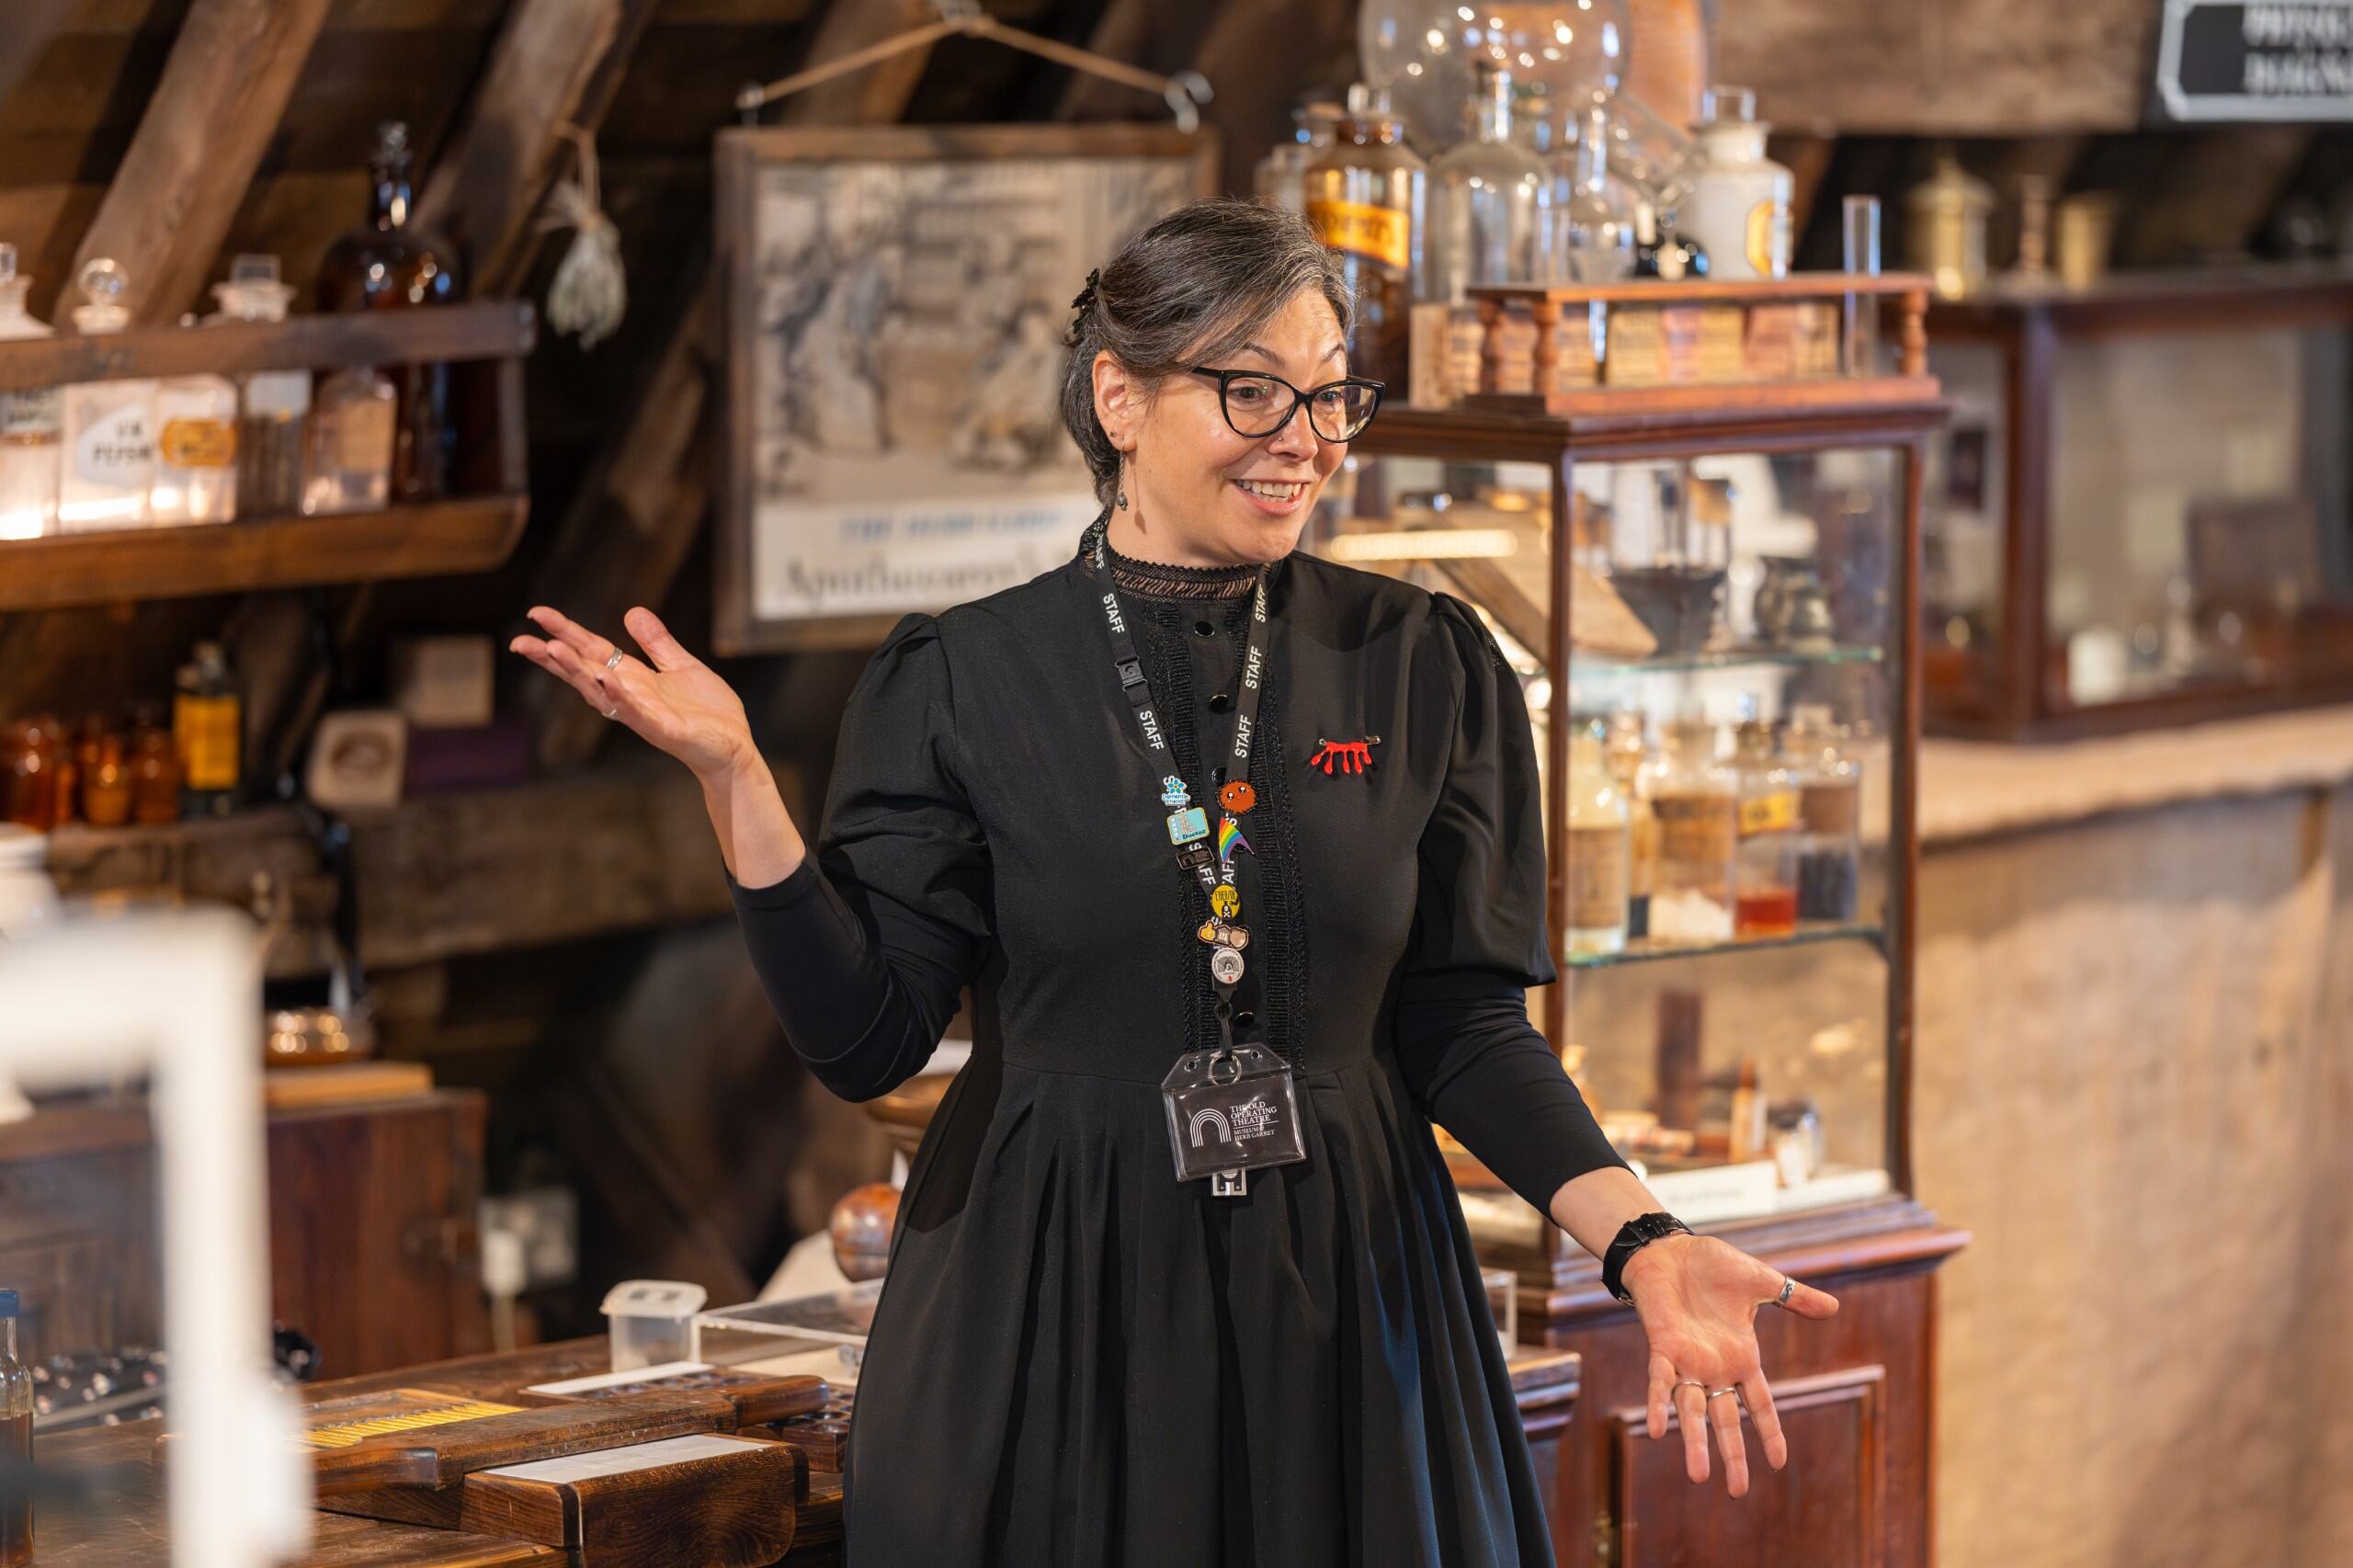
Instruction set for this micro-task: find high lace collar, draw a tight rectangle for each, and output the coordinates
[1089,529,1266,601]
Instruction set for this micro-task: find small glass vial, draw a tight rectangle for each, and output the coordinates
[1641,711,1736,943]
[1679,86,1791,281]
[212,254,308,517]
[58,258,157,532]
[0,1289,28,1568]
[1731,703,1800,938]
[1565,717,1629,956]
[152,363,239,526]
[0,244,59,540]
[304,366,396,515]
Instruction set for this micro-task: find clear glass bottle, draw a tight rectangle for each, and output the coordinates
[1731,703,1800,938]
[0,244,59,540]
[1304,85,1427,387]
[1255,100,1343,215]
[1641,711,1736,944]
[211,254,308,517]
[1552,106,1638,282]
[1679,85,1791,281]
[1788,703,1862,921]
[152,361,238,526]
[57,258,156,533]
[0,1288,28,1568]
[1565,717,1630,955]
[1429,64,1548,303]
[303,366,396,515]
[1603,707,1656,939]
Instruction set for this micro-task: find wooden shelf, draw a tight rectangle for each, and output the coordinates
[0,496,529,612]
[0,301,536,392]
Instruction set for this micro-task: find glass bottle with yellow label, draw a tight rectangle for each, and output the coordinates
[1304,83,1426,386]
[1565,717,1629,956]
[1679,85,1790,282]
[151,365,238,526]
[173,640,242,819]
[1731,702,1800,938]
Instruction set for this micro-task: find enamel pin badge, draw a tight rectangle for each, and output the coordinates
[1308,734,1381,776]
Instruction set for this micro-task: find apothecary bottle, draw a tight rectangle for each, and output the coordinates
[0,244,59,540]
[57,259,156,533]
[1731,705,1800,938]
[151,364,238,526]
[1429,64,1548,303]
[1641,712,1736,943]
[303,367,396,516]
[1566,717,1630,956]
[1256,101,1343,216]
[316,120,462,500]
[1679,86,1790,281]
[1552,106,1638,282]
[1604,707,1657,938]
[211,254,308,517]
[0,1290,28,1568]
[1788,703,1861,921]
[1305,85,1426,386]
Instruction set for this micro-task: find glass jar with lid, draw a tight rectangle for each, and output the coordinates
[1639,710,1735,944]
[1731,702,1800,938]
[1429,63,1549,302]
[1305,84,1427,386]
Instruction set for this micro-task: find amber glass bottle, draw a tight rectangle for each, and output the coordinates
[0,1289,28,1568]
[1304,85,1426,387]
[314,121,462,501]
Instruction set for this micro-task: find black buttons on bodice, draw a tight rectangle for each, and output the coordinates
[1192,619,1217,639]
[1207,692,1233,713]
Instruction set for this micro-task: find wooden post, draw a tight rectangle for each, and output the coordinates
[59,0,336,324]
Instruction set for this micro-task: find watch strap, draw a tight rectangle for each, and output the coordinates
[1602,1210,1693,1305]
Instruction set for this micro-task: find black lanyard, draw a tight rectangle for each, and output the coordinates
[1081,517,1271,1043]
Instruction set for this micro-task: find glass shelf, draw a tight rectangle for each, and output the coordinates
[1563,920,1886,970]
[1576,643,1887,676]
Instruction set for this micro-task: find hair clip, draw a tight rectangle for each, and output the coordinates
[1069,266,1103,321]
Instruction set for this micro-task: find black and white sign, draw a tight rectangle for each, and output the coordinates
[2156,0,2353,121]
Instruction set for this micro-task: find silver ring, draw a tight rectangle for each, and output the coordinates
[1775,1277,1796,1309]
[1706,1385,1741,1401]
[604,649,625,671]
[601,704,619,719]
[1671,1379,1706,1395]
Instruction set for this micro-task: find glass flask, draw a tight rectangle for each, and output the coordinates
[1429,64,1549,303]
[1304,85,1427,387]
[1551,105,1639,282]
[0,244,58,540]
[1359,0,1631,158]
[57,259,156,533]
[1640,711,1736,944]
[211,254,309,517]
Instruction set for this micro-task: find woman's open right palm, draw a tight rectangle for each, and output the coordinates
[509,605,752,780]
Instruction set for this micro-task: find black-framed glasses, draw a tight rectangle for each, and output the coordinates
[1188,366,1385,444]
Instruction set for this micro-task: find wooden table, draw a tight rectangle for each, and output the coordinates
[37,1335,1582,1564]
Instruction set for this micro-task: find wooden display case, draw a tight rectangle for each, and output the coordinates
[1336,363,1965,1566]
[1922,267,2353,739]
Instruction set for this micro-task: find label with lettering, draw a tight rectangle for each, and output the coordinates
[1652,790,1736,872]
[1745,199,1790,277]
[174,692,241,792]
[1307,199,1411,273]
[160,417,237,469]
[1567,824,1631,931]
[0,387,60,440]
[74,401,155,488]
[1738,790,1800,836]
[335,399,396,474]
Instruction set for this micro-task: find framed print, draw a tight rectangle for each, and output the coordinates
[716,124,1219,653]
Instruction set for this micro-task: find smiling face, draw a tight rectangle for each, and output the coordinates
[1092,288,1352,567]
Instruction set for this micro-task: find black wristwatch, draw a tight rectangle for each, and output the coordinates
[1601,1211,1693,1305]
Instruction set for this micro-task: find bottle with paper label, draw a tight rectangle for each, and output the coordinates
[1566,717,1630,956]
[0,244,58,540]
[1679,86,1790,281]
[152,367,238,526]
[57,258,156,532]
[210,254,308,517]
[1304,84,1426,386]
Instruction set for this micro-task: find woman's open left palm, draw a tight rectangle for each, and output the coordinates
[508,605,753,779]
[1627,1234,1841,1497]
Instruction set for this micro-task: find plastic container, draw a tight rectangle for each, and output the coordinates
[599,1278,707,1372]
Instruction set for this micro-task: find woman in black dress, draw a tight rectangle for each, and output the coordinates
[512,199,1840,1565]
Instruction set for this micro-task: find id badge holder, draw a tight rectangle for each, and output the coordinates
[1160,1044,1307,1196]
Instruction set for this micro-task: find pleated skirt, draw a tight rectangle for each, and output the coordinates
[837,1053,1557,1568]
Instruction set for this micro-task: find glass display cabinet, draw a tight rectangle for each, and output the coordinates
[1322,274,1945,1300]
[1923,267,2353,738]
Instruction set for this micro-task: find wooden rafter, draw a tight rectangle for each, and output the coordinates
[519,0,946,771]
[60,0,336,324]
[0,0,74,127]
[412,0,668,297]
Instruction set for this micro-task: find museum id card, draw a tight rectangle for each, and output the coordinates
[1160,1045,1307,1187]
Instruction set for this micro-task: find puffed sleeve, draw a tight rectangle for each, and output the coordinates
[728,613,993,1103]
[1392,593,1631,1218]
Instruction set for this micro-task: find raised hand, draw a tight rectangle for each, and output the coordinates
[1626,1233,1841,1497]
[508,605,752,781]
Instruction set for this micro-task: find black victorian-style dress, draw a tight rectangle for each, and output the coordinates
[730,524,1630,1568]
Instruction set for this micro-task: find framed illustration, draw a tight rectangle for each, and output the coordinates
[715,124,1220,653]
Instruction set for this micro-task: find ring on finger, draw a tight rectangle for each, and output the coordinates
[1774,1276,1796,1308]
[604,649,625,672]
[1671,1378,1706,1396]
[1705,1385,1741,1401]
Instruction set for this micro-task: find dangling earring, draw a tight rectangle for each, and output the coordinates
[1117,483,1129,511]
[1116,457,1130,510]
